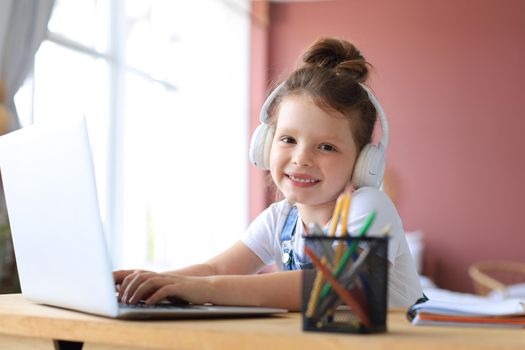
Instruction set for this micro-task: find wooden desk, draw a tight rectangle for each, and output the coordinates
[0,294,523,350]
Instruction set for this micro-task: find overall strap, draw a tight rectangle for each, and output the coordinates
[280,206,313,271]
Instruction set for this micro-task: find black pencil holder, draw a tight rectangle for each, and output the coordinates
[302,236,389,334]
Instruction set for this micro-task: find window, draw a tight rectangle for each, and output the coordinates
[15,0,250,270]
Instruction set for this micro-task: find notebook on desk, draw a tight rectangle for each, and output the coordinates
[0,117,287,319]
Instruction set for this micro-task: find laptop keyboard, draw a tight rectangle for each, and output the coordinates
[119,300,193,309]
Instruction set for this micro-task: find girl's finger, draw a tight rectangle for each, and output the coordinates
[129,276,172,304]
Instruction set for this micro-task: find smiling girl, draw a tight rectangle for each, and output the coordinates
[114,37,423,310]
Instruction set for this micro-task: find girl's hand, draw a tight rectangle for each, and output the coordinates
[113,269,152,300]
[114,270,212,305]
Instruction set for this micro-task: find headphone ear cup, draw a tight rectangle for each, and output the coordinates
[352,144,386,189]
[249,124,274,170]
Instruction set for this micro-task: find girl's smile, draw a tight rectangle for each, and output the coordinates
[285,172,320,187]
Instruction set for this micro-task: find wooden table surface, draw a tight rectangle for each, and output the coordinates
[0,293,524,350]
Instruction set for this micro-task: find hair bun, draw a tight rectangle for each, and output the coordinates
[301,37,369,82]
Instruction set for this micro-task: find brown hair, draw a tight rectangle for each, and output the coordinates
[269,37,377,152]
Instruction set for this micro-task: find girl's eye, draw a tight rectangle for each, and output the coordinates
[319,144,336,152]
[280,136,296,144]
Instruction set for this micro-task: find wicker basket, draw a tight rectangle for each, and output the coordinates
[468,260,525,296]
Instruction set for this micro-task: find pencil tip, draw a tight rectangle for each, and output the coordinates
[380,224,391,236]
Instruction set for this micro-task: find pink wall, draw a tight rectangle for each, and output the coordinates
[259,0,525,292]
[248,2,270,222]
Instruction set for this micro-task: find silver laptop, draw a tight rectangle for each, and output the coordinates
[0,117,286,319]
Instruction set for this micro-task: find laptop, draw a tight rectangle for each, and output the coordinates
[0,117,287,319]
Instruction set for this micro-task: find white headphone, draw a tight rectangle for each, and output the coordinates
[248,82,389,189]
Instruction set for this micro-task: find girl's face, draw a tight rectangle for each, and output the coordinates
[269,94,358,215]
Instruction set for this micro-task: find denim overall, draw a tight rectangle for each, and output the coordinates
[280,206,314,270]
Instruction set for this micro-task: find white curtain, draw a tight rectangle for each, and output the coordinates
[0,0,55,132]
[0,0,55,288]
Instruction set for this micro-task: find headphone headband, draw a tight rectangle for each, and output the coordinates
[259,82,285,123]
[358,83,389,149]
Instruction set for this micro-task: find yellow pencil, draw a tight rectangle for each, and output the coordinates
[334,192,351,264]
[327,194,343,237]
[305,257,329,318]
[306,190,347,318]
[340,192,351,235]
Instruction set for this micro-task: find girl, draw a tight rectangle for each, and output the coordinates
[114,37,423,310]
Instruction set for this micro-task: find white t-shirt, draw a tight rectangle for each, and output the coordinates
[241,186,423,308]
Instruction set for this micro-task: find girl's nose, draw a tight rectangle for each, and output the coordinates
[292,147,312,167]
